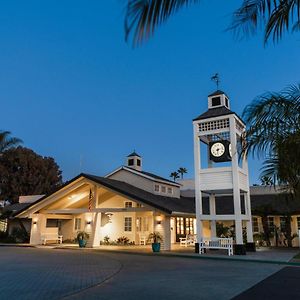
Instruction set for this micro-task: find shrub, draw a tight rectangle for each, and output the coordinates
[117,236,130,245]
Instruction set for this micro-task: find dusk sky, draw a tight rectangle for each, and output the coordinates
[1,1,299,184]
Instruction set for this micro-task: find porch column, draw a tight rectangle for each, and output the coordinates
[209,194,216,238]
[162,216,171,251]
[91,213,102,247]
[245,193,254,243]
[29,214,47,245]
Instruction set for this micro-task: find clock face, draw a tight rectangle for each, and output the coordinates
[210,142,225,157]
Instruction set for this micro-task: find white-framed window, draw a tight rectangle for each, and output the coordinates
[167,187,173,194]
[74,218,81,231]
[154,184,160,192]
[252,217,259,232]
[297,217,300,230]
[161,186,166,193]
[280,217,287,232]
[125,201,132,208]
[136,217,142,232]
[124,217,132,232]
[142,217,150,231]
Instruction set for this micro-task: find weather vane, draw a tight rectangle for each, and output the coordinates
[211,73,220,89]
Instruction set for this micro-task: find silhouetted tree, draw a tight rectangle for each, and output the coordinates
[0,131,22,153]
[0,147,63,203]
[178,167,187,179]
[170,171,180,182]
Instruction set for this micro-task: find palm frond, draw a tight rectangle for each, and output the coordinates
[231,0,300,43]
[124,0,199,46]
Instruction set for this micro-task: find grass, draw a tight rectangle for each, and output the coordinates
[293,252,300,259]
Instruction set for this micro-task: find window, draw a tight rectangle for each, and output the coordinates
[268,217,275,232]
[136,217,142,232]
[185,218,194,234]
[161,186,166,193]
[136,203,142,208]
[74,218,81,231]
[154,184,160,192]
[125,201,132,208]
[128,159,134,166]
[297,217,300,230]
[225,98,229,107]
[176,217,184,235]
[167,187,173,194]
[280,217,287,232]
[143,217,149,231]
[211,96,221,107]
[124,217,132,232]
[0,219,7,232]
[137,159,141,166]
[252,217,259,232]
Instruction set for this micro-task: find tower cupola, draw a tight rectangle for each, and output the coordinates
[208,90,230,110]
[126,151,142,171]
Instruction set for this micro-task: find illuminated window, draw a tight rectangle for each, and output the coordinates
[136,217,142,232]
[124,217,132,232]
[176,217,184,235]
[74,218,81,231]
[297,217,300,230]
[125,201,132,208]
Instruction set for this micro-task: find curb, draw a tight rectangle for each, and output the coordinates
[54,246,300,267]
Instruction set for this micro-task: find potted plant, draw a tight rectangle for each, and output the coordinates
[148,232,163,252]
[77,231,89,248]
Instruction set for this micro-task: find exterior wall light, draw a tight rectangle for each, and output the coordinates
[33,221,37,225]
[157,220,162,225]
[86,221,92,225]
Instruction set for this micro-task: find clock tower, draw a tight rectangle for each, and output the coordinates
[193,90,254,255]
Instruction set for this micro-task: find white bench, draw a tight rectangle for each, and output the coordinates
[200,237,233,256]
[179,234,196,247]
[41,228,63,245]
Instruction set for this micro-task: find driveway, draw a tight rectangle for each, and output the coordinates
[0,247,294,299]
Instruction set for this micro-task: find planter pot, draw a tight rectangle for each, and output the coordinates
[78,239,87,248]
[152,242,161,252]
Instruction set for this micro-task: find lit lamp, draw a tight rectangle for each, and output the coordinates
[86,221,92,225]
[33,221,37,225]
[157,220,162,225]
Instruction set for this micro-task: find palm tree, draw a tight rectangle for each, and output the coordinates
[242,84,300,197]
[170,171,180,182]
[261,176,273,186]
[124,0,300,45]
[0,131,22,154]
[178,167,187,179]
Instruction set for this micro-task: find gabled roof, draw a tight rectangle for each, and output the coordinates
[106,166,180,187]
[14,173,193,218]
[127,151,141,157]
[208,90,229,98]
[193,106,245,124]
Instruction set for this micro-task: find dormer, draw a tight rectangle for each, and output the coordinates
[126,151,142,171]
[208,90,230,110]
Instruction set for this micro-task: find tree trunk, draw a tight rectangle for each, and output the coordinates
[261,215,271,246]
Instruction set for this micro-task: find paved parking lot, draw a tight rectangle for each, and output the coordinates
[0,247,293,299]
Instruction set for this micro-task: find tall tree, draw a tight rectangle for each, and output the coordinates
[124,0,300,46]
[0,147,63,203]
[178,167,187,179]
[0,131,22,153]
[242,84,300,198]
[170,171,180,181]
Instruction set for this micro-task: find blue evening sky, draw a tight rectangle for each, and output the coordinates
[1,1,299,184]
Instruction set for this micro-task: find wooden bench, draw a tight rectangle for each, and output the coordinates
[200,237,233,256]
[41,228,63,245]
[179,234,196,247]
